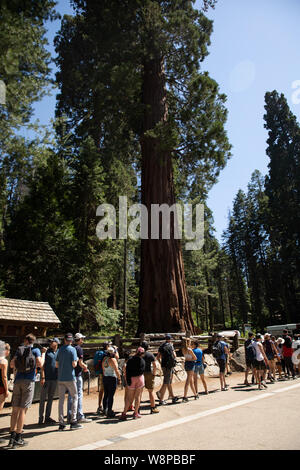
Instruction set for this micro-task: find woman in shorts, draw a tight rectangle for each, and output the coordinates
[182,338,197,402]
[102,347,121,418]
[0,342,10,411]
[192,341,208,395]
[120,347,145,420]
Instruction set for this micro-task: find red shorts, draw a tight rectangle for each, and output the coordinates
[128,375,144,390]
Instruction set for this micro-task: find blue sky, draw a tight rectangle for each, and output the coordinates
[32,0,300,241]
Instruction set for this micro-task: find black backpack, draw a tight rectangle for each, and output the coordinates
[284,336,292,348]
[246,341,256,361]
[162,343,177,369]
[212,341,223,359]
[15,345,36,374]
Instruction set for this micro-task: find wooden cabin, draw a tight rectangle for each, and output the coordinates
[0,298,61,350]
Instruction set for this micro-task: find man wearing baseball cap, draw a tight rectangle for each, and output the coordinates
[56,333,81,430]
[67,333,92,424]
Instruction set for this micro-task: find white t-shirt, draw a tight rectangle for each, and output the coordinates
[292,340,300,350]
[253,341,264,361]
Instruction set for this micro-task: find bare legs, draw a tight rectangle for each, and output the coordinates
[193,372,208,394]
[183,370,197,398]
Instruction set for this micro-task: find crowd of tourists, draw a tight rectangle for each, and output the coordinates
[0,329,300,449]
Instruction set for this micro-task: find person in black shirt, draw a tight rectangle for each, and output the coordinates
[140,341,159,414]
[244,332,255,386]
[156,335,179,405]
[67,333,92,423]
[120,347,145,420]
[39,338,59,425]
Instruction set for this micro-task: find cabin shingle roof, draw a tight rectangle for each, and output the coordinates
[0,298,61,325]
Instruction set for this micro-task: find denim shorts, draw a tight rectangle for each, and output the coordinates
[194,364,205,376]
[184,361,195,372]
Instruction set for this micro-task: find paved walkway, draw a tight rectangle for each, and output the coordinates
[1,373,300,450]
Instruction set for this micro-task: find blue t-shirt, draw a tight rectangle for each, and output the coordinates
[93,350,106,376]
[56,345,77,382]
[193,348,203,365]
[44,348,58,381]
[218,341,227,361]
[15,347,41,382]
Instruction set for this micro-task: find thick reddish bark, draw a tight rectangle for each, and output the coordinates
[138,57,195,334]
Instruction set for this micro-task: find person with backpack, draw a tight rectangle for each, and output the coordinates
[181,338,198,402]
[282,329,295,379]
[155,335,179,405]
[94,342,108,415]
[140,341,159,414]
[244,332,256,386]
[56,333,81,431]
[38,338,60,425]
[8,334,45,448]
[94,341,119,415]
[212,334,230,391]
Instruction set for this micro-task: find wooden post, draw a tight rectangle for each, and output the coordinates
[114,334,121,356]
[139,332,145,344]
[233,332,239,352]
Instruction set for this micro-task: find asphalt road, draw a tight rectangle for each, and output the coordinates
[1,373,300,451]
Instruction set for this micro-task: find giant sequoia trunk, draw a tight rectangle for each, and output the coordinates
[138,57,195,334]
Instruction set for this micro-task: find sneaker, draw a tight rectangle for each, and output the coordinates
[261,381,268,389]
[59,424,66,431]
[159,400,167,406]
[96,407,104,415]
[150,407,159,414]
[194,395,200,400]
[133,413,142,419]
[119,413,127,421]
[38,417,44,425]
[13,436,28,448]
[7,432,16,448]
[182,397,188,402]
[77,417,92,423]
[106,411,116,418]
[70,422,83,430]
[172,396,179,404]
[44,417,57,424]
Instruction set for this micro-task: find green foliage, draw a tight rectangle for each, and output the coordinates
[95,302,123,333]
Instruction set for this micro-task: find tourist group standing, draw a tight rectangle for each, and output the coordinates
[1,329,300,449]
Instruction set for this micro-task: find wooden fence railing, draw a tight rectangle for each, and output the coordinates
[34,331,244,359]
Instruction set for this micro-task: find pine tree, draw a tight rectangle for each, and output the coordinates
[264,91,300,323]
